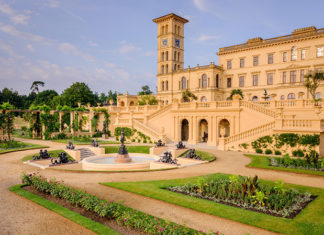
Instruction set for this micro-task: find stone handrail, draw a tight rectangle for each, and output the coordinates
[240,100,276,117]
[132,119,160,140]
[147,104,172,120]
[224,121,275,145]
[280,119,322,130]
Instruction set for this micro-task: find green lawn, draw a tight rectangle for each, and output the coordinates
[22,149,73,162]
[52,139,120,145]
[0,142,47,155]
[9,184,120,235]
[102,173,324,235]
[104,145,151,154]
[245,154,324,176]
[178,149,216,162]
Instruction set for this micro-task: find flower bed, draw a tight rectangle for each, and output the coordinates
[22,173,214,235]
[167,175,314,218]
[270,154,324,172]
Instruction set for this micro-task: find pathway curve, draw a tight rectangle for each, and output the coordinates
[1,138,323,235]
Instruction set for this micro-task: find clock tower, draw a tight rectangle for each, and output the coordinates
[153,13,188,75]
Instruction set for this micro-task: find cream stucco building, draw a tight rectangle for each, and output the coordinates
[98,13,324,153]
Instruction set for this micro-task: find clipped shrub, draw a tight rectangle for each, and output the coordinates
[265,149,272,155]
[255,148,263,154]
[292,149,305,158]
[274,150,282,155]
[137,139,140,143]
[55,132,67,139]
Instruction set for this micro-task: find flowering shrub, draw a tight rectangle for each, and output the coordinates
[167,175,313,218]
[21,173,219,235]
[270,154,323,171]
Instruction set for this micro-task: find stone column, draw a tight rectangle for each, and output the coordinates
[176,116,181,142]
[192,116,198,144]
[59,111,62,133]
[89,109,93,134]
[41,111,46,140]
[70,111,74,135]
[207,116,213,145]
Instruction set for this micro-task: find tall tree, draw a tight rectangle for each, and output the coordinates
[61,82,96,107]
[138,85,153,95]
[304,70,324,101]
[30,81,45,93]
[32,90,59,108]
[107,90,118,104]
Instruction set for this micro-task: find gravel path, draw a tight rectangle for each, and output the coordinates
[1,138,323,234]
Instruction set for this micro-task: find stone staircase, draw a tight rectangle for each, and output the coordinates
[78,148,96,160]
[240,100,277,118]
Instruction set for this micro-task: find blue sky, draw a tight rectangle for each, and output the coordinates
[0,0,323,95]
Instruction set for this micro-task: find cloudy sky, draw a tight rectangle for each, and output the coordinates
[0,0,323,95]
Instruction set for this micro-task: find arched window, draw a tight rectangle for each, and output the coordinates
[315,92,322,99]
[178,64,180,69]
[252,96,258,101]
[178,52,180,62]
[161,65,164,74]
[202,74,207,88]
[166,64,168,73]
[174,51,176,60]
[181,77,186,90]
[166,51,168,61]
[161,52,164,61]
[280,95,285,100]
[287,93,296,100]
[166,81,168,90]
[291,46,297,61]
[201,96,207,102]
[161,26,164,35]
[178,26,180,35]
[216,74,219,88]
[165,100,168,105]
[174,64,177,71]
[174,25,177,34]
[162,81,164,91]
[165,25,168,34]
[161,100,164,105]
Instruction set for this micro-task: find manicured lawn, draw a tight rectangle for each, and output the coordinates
[245,154,324,176]
[104,145,151,154]
[9,184,120,235]
[0,142,47,155]
[22,149,73,162]
[178,149,216,162]
[102,173,324,235]
[52,139,120,145]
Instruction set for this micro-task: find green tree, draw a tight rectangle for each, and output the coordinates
[30,81,45,93]
[181,89,197,102]
[304,70,324,102]
[107,90,118,104]
[0,102,15,140]
[61,82,96,107]
[32,90,59,108]
[228,89,244,100]
[137,95,158,105]
[138,85,153,95]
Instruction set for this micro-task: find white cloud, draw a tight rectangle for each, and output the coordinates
[59,42,95,62]
[88,41,97,47]
[194,34,219,42]
[144,51,154,56]
[193,0,209,12]
[0,2,30,25]
[26,44,34,52]
[119,44,141,54]
[47,0,60,8]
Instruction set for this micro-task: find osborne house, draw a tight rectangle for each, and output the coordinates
[103,13,324,153]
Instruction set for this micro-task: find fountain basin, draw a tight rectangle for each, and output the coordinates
[82,153,160,171]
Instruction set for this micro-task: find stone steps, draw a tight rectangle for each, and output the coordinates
[78,148,96,160]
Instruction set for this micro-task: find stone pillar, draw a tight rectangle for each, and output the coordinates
[207,116,213,145]
[319,132,324,158]
[41,111,46,140]
[176,116,181,142]
[188,116,193,143]
[77,111,81,135]
[59,111,62,133]
[89,109,94,134]
[193,116,198,144]
[70,111,74,135]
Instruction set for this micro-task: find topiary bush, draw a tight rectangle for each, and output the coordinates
[256,149,263,154]
[274,150,282,155]
[265,149,272,155]
[292,149,305,158]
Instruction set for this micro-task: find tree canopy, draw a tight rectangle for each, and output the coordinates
[138,85,153,95]
[61,82,96,107]
[30,81,45,93]
[32,89,59,108]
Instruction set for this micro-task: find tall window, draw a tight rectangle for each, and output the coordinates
[253,56,258,66]
[161,65,164,74]
[227,60,232,69]
[252,96,258,101]
[166,51,168,61]
[290,70,296,83]
[291,46,297,61]
[178,52,180,62]
[202,74,207,88]
[239,76,244,87]
[166,81,168,90]
[174,64,177,71]
[174,51,176,60]
[287,93,296,100]
[253,74,258,86]
[317,47,324,57]
[181,77,186,90]
[300,70,305,82]
[216,74,219,88]
[227,77,232,88]
[161,26,164,35]
[267,73,273,85]
[201,96,207,102]
[161,52,164,61]
[175,25,177,34]
[268,54,273,64]
[166,64,168,73]
[301,49,306,60]
[240,58,245,68]
[283,52,287,62]
[165,25,168,34]
[282,72,287,83]
[161,81,164,91]
[280,95,285,100]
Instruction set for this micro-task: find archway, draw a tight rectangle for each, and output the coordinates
[120,101,125,107]
[129,101,135,106]
[219,119,230,137]
[181,119,189,141]
[199,119,208,142]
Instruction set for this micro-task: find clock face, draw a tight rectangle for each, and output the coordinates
[162,39,168,47]
[175,39,180,48]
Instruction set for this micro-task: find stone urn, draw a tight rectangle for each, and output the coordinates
[220,126,226,137]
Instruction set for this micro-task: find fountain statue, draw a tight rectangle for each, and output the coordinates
[114,128,131,163]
